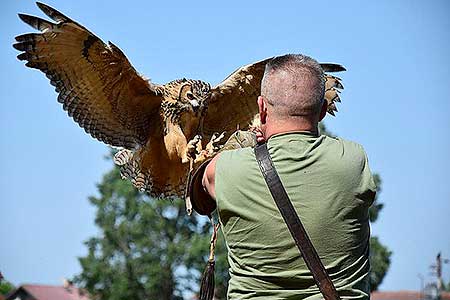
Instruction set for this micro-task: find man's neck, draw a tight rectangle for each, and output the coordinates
[264,119,319,140]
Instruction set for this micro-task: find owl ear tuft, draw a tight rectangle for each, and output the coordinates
[178,83,191,101]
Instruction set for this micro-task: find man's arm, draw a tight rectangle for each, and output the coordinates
[188,153,220,216]
[190,130,257,216]
[202,153,221,200]
[202,129,260,201]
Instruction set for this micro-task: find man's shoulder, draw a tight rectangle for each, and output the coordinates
[322,135,368,157]
[218,146,255,165]
[215,147,259,192]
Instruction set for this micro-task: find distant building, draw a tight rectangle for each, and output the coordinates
[5,284,90,300]
[372,291,450,300]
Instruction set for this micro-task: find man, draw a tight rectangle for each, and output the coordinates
[196,54,376,299]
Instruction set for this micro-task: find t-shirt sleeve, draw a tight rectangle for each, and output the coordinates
[357,146,377,207]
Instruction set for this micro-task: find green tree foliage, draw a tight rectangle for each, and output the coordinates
[443,280,450,292]
[369,236,391,291]
[320,122,392,291]
[75,162,228,300]
[368,174,392,291]
[0,279,14,296]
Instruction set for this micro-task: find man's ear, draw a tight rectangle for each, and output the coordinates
[257,96,267,125]
[318,100,328,122]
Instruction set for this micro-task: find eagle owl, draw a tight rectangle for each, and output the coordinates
[14,2,345,198]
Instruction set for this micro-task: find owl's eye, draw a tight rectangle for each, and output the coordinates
[186,92,194,100]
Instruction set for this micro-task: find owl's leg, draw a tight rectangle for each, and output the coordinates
[183,134,203,163]
[194,132,226,164]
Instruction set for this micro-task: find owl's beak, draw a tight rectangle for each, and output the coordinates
[190,100,200,112]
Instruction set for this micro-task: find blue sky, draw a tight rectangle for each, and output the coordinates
[1,0,449,292]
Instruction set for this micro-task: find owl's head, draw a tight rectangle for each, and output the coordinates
[162,79,211,118]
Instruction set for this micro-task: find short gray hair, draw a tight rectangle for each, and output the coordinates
[261,54,325,118]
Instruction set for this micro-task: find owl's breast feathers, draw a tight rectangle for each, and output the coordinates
[117,80,211,198]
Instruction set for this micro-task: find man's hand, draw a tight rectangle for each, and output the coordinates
[250,125,265,143]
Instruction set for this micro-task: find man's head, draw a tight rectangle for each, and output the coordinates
[257,54,327,138]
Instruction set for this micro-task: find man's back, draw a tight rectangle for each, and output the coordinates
[215,132,376,300]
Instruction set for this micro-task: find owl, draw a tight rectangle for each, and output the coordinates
[14,2,345,198]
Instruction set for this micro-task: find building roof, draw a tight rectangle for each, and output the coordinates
[7,284,90,300]
[372,291,450,300]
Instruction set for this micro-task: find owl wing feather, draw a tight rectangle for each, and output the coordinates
[321,63,345,116]
[203,58,271,137]
[203,59,346,136]
[13,2,163,149]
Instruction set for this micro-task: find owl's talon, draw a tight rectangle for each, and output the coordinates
[206,131,226,154]
[185,135,202,162]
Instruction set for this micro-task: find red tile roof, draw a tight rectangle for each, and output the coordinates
[371,291,450,300]
[7,284,90,300]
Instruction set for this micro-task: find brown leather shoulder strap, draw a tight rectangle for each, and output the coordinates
[254,142,341,300]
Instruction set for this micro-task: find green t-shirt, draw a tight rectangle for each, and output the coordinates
[215,132,376,300]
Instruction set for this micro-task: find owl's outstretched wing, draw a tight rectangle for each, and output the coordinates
[13,2,164,149]
[203,58,345,136]
[203,58,270,137]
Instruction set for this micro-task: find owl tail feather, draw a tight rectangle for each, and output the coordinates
[114,149,152,193]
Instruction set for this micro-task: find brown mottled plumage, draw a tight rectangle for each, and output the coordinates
[14,2,345,197]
